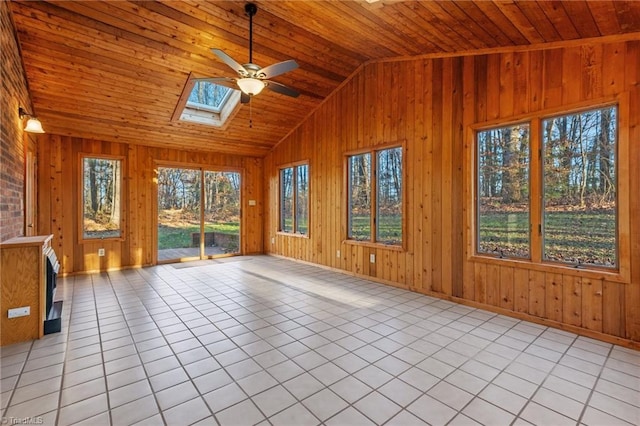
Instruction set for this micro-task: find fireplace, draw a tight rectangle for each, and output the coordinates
[44,247,62,335]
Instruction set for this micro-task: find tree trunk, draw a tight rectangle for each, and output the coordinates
[89,159,98,214]
[110,161,121,226]
[501,128,521,203]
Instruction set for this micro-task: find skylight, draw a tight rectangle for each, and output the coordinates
[188,81,232,112]
[175,80,241,128]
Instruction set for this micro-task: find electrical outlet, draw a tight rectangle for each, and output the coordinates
[8,307,30,318]
[336,250,341,258]
[271,237,275,244]
[248,199,256,206]
[370,253,376,263]
[98,248,105,257]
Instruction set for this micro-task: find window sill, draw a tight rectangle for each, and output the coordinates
[276,232,309,239]
[469,254,629,284]
[343,239,404,252]
[80,236,125,244]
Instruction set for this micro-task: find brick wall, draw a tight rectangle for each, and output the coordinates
[0,2,31,241]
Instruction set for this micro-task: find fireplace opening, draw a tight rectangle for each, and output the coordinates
[44,247,62,335]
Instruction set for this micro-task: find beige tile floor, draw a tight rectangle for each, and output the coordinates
[1,255,639,425]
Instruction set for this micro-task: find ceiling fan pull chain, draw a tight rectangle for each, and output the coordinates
[249,97,253,128]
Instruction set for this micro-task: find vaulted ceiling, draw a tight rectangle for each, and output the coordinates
[9,0,640,156]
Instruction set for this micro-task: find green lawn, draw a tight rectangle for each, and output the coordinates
[158,222,239,250]
[158,210,614,266]
[350,215,402,244]
[479,210,616,266]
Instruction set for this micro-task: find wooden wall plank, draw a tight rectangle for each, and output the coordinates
[499,266,515,311]
[486,264,501,307]
[513,268,530,313]
[422,59,434,293]
[545,273,563,323]
[602,281,625,337]
[562,275,582,327]
[582,278,604,332]
[450,56,465,298]
[440,57,454,296]
[474,262,487,304]
[528,271,546,318]
[462,55,476,301]
[430,59,444,293]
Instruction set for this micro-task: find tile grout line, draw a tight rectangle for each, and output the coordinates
[0,339,35,420]
[507,329,580,425]
[156,263,325,425]
[130,264,271,424]
[104,270,169,426]
[91,273,114,426]
[54,273,76,426]
[574,344,631,425]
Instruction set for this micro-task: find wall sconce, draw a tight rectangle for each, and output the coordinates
[18,107,45,133]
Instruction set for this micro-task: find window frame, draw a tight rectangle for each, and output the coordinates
[475,121,532,260]
[278,161,310,236]
[540,106,619,269]
[171,74,242,129]
[344,143,406,249]
[469,97,630,283]
[78,153,126,243]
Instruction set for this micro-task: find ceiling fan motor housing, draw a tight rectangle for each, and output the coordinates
[245,3,258,17]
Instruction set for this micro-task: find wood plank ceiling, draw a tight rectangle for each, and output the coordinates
[9,0,640,156]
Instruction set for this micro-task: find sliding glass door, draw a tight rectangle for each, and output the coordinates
[203,171,241,256]
[157,166,241,262]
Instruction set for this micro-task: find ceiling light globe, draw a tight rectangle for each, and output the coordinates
[237,78,265,96]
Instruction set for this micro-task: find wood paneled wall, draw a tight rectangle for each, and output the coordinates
[264,40,640,345]
[37,136,263,274]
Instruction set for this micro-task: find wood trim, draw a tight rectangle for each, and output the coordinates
[343,141,406,249]
[276,162,310,235]
[469,255,628,284]
[468,96,627,279]
[343,239,404,252]
[153,163,246,260]
[616,91,632,283]
[530,118,543,264]
[171,72,196,122]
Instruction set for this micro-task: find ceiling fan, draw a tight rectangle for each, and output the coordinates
[194,3,300,103]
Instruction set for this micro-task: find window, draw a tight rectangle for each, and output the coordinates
[477,123,530,258]
[542,107,617,267]
[82,156,123,239]
[174,80,241,128]
[347,146,403,245]
[475,105,618,269]
[279,164,309,234]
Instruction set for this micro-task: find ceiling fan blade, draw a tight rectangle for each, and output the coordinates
[211,48,247,76]
[240,92,251,104]
[265,80,300,98]
[259,60,299,79]
[192,77,237,89]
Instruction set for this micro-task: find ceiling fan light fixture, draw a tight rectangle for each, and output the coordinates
[237,77,265,96]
